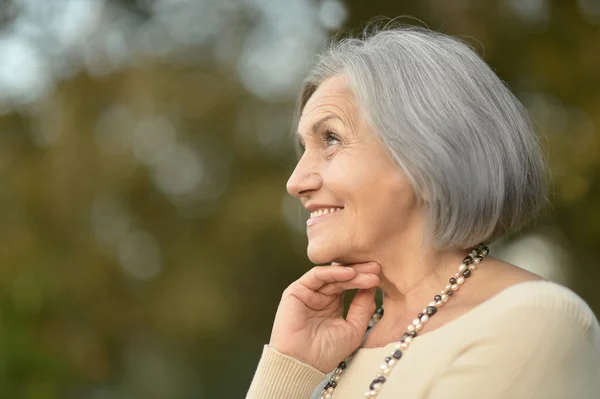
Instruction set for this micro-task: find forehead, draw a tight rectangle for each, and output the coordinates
[298,75,358,134]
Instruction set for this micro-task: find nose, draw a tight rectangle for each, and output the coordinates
[286,152,322,198]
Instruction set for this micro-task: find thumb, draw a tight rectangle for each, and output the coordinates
[345,288,377,335]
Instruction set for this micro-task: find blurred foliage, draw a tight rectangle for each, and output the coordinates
[0,0,598,398]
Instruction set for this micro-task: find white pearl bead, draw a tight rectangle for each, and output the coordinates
[458,263,467,272]
[451,283,459,291]
[383,367,392,376]
[474,257,481,264]
[442,294,449,303]
[407,324,415,332]
[415,323,423,331]
[445,284,452,291]
[388,358,396,366]
[374,383,382,391]
[420,314,429,323]
[412,318,420,326]
[428,301,436,307]
[457,276,465,285]
[327,387,334,393]
[365,391,376,398]
[332,375,340,381]
[435,301,443,308]
[394,343,402,350]
[404,336,412,344]
[468,264,476,271]
[400,342,409,350]
[324,393,332,399]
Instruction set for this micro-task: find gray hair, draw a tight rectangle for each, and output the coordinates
[295,26,548,250]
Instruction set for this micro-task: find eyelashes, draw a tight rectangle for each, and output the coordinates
[297,130,342,152]
[322,130,341,147]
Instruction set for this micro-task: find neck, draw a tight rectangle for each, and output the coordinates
[366,235,470,344]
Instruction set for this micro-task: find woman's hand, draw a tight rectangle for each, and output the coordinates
[268,262,381,373]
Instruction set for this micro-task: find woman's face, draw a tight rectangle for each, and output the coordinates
[288,75,422,265]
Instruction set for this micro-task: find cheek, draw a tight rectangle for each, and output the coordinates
[357,170,418,228]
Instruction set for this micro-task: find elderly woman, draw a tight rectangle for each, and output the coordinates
[245,27,600,399]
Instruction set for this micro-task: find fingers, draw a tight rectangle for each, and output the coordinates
[298,266,357,292]
[346,287,377,334]
[289,263,380,310]
[318,273,379,296]
[298,262,379,292]
[345,262,381,275]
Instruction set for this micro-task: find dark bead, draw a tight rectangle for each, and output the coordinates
[434,295,442,302]
[463,256,473,265]
[474,255,483,263]
[330,381,337,388]
[385,356,392,363]
[410,330,418,338]
[392,350,403,359]
[449,277,457,284]
[463,269,472,278]
[338,361,346,369]
[324,382,330,389]
[370,376,386,390]
[426,305,437,316]
[447,289,454,296]
[401,333,410,342]
[417,312,424,319]
[376,306,384,315]
[481,245,489,255]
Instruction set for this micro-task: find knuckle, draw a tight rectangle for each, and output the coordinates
[282,284,298,298]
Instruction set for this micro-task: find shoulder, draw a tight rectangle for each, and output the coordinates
[426,281,600,398]
[466,257,597,336]
[487,280,596,330]
[467,280,600,358]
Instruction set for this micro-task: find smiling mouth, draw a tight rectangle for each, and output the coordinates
[307,207,343,227]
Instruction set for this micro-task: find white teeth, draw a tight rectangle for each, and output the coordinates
[310,207,343,218]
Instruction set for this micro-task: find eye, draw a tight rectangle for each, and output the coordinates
[322,130,341,147]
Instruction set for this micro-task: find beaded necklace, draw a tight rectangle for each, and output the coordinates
[318,244,489,399]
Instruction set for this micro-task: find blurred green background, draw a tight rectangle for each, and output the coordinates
[0,0,598,398]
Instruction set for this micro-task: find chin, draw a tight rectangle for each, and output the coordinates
[306,242,337,265]
[307,241,357,265]
[306,249,331,266]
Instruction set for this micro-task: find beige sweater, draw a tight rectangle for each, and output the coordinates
[246,281,600,399]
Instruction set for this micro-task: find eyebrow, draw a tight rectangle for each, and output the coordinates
[296,114,343,142]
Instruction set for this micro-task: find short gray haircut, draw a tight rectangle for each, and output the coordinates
[295,26,548,250]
